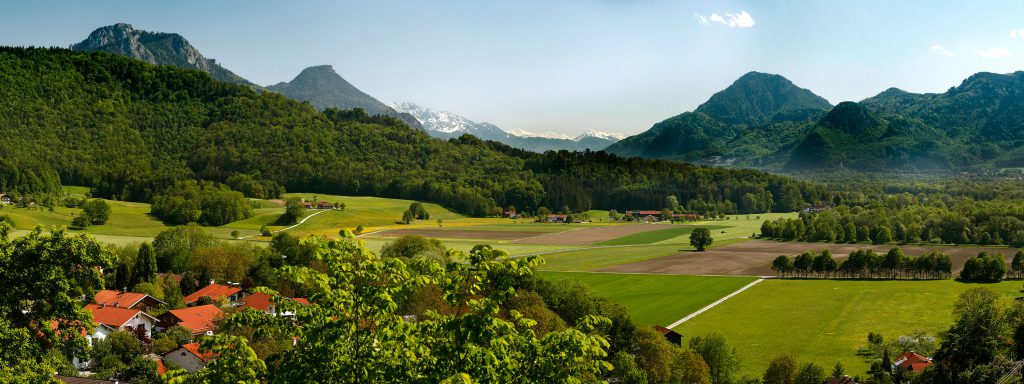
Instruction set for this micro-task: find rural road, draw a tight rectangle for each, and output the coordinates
[239,209,331,239]
[667,278,765,329]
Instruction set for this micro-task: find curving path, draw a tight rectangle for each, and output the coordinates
[239,209,331,239]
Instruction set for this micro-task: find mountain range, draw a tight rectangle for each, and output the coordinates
[390,102,621,152]
[607,70,1024,172]
[71,24,626,152]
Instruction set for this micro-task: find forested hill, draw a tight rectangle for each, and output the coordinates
[607,70,1024,172]
[605,72,833,160]
[0,47,824,215]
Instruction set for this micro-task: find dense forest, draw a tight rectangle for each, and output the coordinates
[0,47,823,217]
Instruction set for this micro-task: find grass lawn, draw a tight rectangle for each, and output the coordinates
[597,225,728,246]
[674,279,1024,378]
[540,271,758,326]
[537,244,689,271]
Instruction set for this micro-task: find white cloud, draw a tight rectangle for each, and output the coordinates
[930,44,954,57]
[694,11,755,28]
[1011,29,1024,40]
[976,47,1013,59]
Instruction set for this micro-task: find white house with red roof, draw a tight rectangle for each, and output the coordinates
[893,351,933,373]
[93,289,165,312]
[237,292,309,317]
[163,342,215,373]
[84,303,159,341]
[159,304,224,336]
[183,283,246,307]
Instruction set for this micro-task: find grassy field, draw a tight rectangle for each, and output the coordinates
[541,271,758,326]
[596,225,728,246]
[674,279,1024,378]
[536,244,686,271]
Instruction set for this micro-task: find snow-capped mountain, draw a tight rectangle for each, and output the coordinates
[575,130,627,141]
[392,102,622,152]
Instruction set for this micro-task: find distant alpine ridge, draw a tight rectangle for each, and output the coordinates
[72,23,256,88]
[391,102,621,152]
[607,70,1024,172]
[73,24,422,130]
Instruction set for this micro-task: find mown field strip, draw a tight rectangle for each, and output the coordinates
[666,278,764,328]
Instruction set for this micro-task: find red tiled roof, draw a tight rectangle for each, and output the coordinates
[166,305,223,334]
[894,352,932,372]
[176,342,215,362]
[94,289,163,309]
[183,283,242,304]
[154,358,167,375]
[632,210,663,215]
[238,292,274,312]
[653,325,676,335]
[239,292,310,312]
[85,304,155,328]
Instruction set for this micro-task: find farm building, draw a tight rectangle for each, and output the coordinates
[317,201,334,209]
[653,325,682,345]
[0,193,10,205]
[546,214,568,223]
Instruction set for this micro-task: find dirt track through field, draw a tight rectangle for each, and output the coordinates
[513,224,678,245]
[602,240,1021,276]
[370,228,539,241]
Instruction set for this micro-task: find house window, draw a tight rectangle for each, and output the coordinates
[181,352,186,356]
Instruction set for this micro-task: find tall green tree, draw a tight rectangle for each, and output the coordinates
[0,224,113,381]
[130,243,157,289]
[689,333,740,384]
[690,227,714,251]
[762,354,797,384]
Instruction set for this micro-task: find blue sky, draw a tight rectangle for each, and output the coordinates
[2,1,1023,136]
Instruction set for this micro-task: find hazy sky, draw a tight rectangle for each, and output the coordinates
[3,1,1024,136]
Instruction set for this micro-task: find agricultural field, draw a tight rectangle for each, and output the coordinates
[602,239,1022,276]
[674,279,1024,378]
[541,271,757,326]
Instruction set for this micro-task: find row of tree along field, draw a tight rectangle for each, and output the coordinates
[771,247,1024,282]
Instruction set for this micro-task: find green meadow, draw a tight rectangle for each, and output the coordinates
[674,279,1024,378]
[540,271,757,326]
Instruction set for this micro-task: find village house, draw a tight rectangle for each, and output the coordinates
[301,201,314,209]
[893,351,932,374]
[317,201,334,209]
[503,210,519,219]
[0,193,11,205]
[238,292,309,317]
[93,289,166,312]
[159,304,224,336]
[163,342,214,373]
[183,283,246,307]
[84,304,159,341]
